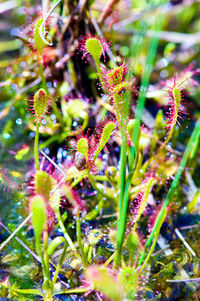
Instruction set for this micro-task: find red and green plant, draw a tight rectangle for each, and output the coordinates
[1,0,200,300]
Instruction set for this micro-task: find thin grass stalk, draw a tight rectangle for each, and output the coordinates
[114,15,163,268]
[42,226,51,290]
[138,208,167,274]
[138,117,200,267]
[52,243,67,284]
[76,211,86,267]
[118,132,127,214]
[55,209,77,252]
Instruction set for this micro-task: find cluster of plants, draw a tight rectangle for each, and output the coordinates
[1,0,200,300]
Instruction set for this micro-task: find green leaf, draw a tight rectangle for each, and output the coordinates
[76,137,89,161]
[47,236,66,256]
[94,122,115,160]
[33,89,49,124]
[16,288,43,296]
[31,195,46,243]
[187,189,200,213]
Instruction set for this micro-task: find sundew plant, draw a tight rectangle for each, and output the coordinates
[1,0,200,300]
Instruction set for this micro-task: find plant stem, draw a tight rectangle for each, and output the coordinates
[94,57,104,89]
[114,175,131,267]
[52,243,67,284]
[138,117,200,267]
[42,226,51,289]
[39,61,47,90]
[76,211,86,267]
[88,173,115,201]
[55,209,77,252]
[34,123,40,170]
[113,132,127,267]
[35,236,49,285]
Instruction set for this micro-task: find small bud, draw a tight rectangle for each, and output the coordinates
[127,119,136,138]
[155,109,164,129]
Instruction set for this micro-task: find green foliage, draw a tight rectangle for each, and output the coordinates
[35,170,60,210]
[118,267,138,300]
[31,195,46,242]
[33,18,46,55]
[86,266,123,301]
[94,121,115,159]
[76,137,89,160]
[1,0,200,300]
[33,89,49,124]
[86,38,103,62]
[112,82,132,131]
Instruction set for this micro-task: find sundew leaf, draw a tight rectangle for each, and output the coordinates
[33,18,46,55]
[94,122,115,160]
[33,89,49,124]
[35,170,52,199]
[35,170,60,210]
[31,195,46,242]
[118,267,138,300]
[132,177,156,225]
[77,137,89,161]
[112,82,131,132]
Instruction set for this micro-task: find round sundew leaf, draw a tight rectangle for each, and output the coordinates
[86,38,102,61]
[118,266,138,300]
